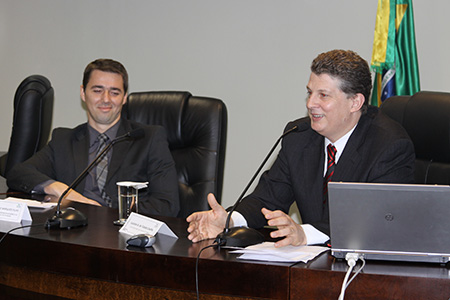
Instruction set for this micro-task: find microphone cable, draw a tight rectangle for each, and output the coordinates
[195,242,218,300]
[0,223,46,245]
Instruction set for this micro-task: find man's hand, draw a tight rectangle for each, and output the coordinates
[261,208,307,247]
[43,181,102,206]
[186,193,228,242]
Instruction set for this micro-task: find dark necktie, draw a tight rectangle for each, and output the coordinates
[323,143,337,203]
[96,133,111,206]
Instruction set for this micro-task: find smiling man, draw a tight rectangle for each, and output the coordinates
[7,59,180,217]
[187,49,415,247]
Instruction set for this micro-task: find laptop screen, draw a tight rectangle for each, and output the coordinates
[328,182,450,263]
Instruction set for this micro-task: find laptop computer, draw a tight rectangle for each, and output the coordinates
[328,182,450,263]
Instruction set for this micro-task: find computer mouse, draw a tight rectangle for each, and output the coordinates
[126,234,156,248]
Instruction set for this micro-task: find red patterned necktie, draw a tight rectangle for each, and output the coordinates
[323,143,337,203]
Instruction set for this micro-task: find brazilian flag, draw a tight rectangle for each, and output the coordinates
[370,0,420,107]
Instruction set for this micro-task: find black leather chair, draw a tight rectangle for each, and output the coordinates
[122,91,227,218]
[380,91,450,184]
[0,75,54,177]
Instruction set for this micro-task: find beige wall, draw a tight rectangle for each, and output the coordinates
[0,1,448,209]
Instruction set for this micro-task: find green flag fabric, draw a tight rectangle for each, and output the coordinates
[370,0,420,107]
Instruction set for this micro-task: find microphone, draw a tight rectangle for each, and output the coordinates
[215,122,308,247]
[45,128,145,229]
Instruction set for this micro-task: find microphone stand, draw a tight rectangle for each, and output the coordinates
[215,125,300,248]
[45,132,136,229]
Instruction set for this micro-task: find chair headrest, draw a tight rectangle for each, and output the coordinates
[14,75,53,109]
[402,91,450,163]
[123,91,191,147]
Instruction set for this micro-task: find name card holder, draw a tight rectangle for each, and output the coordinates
[119,212,178,238]
[0,200,32,223]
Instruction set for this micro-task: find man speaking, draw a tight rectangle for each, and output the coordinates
[187,49,415,246]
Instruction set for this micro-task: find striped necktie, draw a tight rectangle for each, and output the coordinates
[96,133,111,206]
[323,143,337,203]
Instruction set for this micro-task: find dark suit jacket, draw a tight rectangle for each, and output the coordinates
[6,119,180,217]
[236,106,415,235]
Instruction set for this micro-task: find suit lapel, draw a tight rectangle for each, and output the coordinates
[334,113,371,181]
[72,124,89,191]
[301,134,325,220]
[334,139,361,181]
[107,120,134,182]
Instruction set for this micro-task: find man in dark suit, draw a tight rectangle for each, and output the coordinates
[7,59,180,217]
[187,49,415,246]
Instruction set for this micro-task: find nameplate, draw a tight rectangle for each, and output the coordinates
[0,200,32,223]
[119,212,178,238]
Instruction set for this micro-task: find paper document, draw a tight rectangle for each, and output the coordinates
[3,197,56,209]
[230,242,328,263]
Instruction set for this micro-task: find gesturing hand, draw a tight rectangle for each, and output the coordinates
[261,208,306,248]
[186,193,228,242]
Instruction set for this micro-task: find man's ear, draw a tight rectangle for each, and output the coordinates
[80,85,86,102]
[350,93,365,112]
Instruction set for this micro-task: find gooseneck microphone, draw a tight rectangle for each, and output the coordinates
[215,122,308,247]
[46,128,145,229]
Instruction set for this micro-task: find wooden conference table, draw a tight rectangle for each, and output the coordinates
[0,186,450,299]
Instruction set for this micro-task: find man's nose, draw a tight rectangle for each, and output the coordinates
[306,94,316,109]
[102,91,111,102]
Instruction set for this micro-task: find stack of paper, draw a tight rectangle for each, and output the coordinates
[3,197,56,209]
[229,242,328,262]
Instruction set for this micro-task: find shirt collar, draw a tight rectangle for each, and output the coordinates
[324,124,357,163]
[88,120,121,147]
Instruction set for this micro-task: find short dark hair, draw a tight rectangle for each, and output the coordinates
[311,50,372,112]
[82,59,128,93]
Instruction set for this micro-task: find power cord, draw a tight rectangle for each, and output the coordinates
[338,252,366,300]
